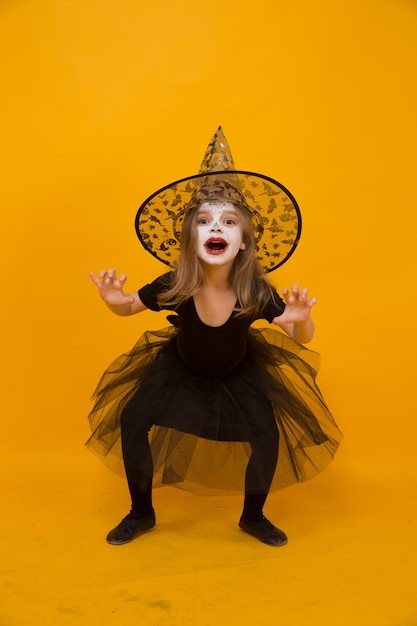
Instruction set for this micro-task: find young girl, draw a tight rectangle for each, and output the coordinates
[87,128,342,547]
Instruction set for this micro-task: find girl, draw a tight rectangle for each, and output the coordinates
[87,128,342,547]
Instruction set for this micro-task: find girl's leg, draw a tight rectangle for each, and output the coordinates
[121,403,154,518]
[242,424,279,522]
[239,418,288,547]
[106,398,155,545]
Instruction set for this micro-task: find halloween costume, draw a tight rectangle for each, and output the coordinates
[86,128,342,500]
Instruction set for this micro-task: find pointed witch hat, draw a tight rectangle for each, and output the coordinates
[135,127,301,272]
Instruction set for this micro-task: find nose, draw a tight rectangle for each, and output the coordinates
[211,221,222,232]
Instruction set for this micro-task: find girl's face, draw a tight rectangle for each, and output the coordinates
[196,202,245,267]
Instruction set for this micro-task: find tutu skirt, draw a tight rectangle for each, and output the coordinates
[86,326,342,495]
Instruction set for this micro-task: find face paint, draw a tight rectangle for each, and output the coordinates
[196,202,245,267]
[207,204,224,219]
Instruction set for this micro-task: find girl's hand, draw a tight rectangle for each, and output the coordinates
[272,285,316,343]
[275,285,316,325]
[89,269,135,306]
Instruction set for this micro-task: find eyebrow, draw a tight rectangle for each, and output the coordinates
[196,208,240,216]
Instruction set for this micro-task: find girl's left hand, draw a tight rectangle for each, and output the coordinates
[274,285,316,325]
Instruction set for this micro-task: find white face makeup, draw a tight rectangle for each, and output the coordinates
[196,202,245,267]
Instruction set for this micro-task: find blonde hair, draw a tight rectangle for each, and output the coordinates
[158,203,278,318]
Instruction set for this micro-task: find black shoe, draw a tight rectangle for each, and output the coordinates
[239,515,288,547]
[106,511,156,545]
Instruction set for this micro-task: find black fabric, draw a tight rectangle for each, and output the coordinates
[138,272,285,376]
[138,271,285,322]
[86,274,342,497]
[242,493,270,523]
[121,375,279,510]
[138,272,175,312]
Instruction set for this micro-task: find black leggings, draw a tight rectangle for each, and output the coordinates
[120,399,279,521]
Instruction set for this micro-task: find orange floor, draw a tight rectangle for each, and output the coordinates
[1,449,415,625]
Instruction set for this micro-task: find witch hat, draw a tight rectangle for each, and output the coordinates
[135,127,301,272]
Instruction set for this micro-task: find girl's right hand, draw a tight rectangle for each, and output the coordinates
[89,269,135,306]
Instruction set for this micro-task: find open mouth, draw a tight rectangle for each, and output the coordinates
[204,238,228,255]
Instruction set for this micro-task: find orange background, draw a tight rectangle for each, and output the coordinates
[1,0,416,471]
[1,2,417,624]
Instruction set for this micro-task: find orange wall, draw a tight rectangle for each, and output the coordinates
[1,0,416,462]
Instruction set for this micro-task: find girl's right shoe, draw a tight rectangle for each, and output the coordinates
[106,511,156,545]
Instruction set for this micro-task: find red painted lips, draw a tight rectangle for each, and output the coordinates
[204,238,228,254]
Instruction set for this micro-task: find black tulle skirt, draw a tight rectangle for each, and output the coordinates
[86,326,342,495]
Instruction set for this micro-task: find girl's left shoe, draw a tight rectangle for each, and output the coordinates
[239,516,288,546]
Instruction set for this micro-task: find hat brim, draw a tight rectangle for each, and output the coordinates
[135,170,301,273]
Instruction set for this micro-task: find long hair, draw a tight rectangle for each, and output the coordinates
[158,203,279,318]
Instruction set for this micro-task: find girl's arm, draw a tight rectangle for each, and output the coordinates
[272,285,316,343]
[89,269,147,316]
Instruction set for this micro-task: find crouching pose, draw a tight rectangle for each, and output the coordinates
[87,127,342,547]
